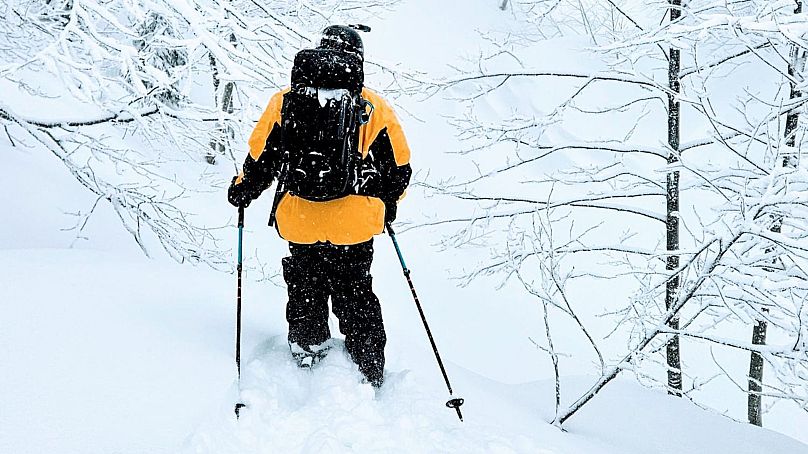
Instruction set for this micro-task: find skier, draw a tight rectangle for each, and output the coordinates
[227,25,411,388]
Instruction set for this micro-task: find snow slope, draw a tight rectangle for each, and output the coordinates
[2,249,806,454]
[2,0,808,453]
[189,336,807,454]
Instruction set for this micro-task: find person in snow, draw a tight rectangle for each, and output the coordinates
[227,25,412,388]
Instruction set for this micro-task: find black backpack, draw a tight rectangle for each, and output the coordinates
[277,48,372,202]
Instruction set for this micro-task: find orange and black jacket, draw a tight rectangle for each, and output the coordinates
[233,87,412,245]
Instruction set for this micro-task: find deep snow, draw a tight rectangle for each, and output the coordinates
[2,249,806,453]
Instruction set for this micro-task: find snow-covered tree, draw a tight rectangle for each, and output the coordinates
[419,0,808,429]
[0,0,398,266]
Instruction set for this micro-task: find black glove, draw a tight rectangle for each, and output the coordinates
[228,176,252,208]
[383,199,397,225]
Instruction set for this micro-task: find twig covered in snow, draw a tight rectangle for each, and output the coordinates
[0,0,400,264]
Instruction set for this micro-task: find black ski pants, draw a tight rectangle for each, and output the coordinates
[282,239,386,382]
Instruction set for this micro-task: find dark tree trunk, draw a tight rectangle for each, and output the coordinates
[666,0,683,397]
[206,33,238,165]
[748,0,806,425]
[748,316,767,425]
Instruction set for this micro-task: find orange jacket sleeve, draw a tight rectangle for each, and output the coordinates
[360,88,411,166]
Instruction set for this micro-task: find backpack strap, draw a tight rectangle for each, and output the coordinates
[268,123,292,227]
[268,163,287,227]
[268,98,293,227]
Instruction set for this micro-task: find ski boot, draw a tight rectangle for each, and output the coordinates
[289,341,331,368]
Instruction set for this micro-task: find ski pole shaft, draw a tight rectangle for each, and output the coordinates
[235,207,246,418]
[386,223,464,422]
[236,207,244,374]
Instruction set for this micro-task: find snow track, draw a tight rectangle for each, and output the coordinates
[186,338,551,454]
[185,334,808,454]
[2,248,805,453]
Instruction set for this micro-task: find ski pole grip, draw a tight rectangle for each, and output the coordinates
[238,207,245,229]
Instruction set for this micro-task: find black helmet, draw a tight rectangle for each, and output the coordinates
[319,25,364,59]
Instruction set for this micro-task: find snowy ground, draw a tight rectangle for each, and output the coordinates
[2,249,806,454]
[3,0,808,453]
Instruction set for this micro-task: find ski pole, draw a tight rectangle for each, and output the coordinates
[386,223,465,422]
[235,207,247,418]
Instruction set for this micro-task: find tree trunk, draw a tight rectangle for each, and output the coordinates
[748,0,806,424]
[748,316,767,425]
[665,0,683,397]
[206,33,238,165]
